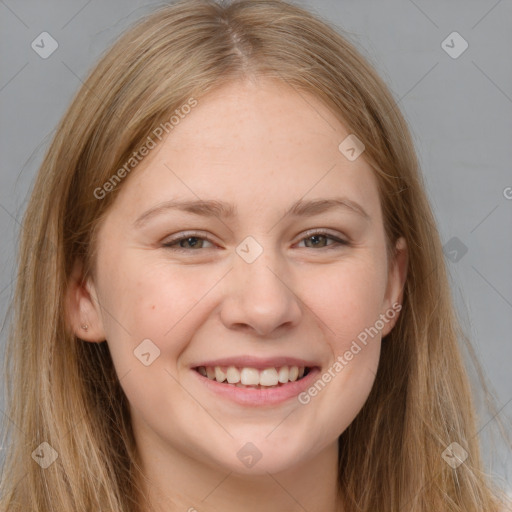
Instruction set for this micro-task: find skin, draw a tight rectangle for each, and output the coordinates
[67,77,408,512]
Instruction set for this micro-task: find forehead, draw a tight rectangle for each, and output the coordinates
[110,78,381,222]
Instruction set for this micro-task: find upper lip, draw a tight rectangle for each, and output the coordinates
[191,356,319,370]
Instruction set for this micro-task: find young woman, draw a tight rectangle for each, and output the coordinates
[1,0,509,510]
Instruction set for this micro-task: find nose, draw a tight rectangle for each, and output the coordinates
[219,245,303,337]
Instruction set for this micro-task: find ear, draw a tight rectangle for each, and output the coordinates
[65,260,106,343]
[381,236,408,337]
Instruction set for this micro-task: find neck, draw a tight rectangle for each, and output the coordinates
[136,438,343,512]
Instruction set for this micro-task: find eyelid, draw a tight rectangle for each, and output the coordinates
[298,228,348,243]
[162,230,216,247]
[162,228,350,251]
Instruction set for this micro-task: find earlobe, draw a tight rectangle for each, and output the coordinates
[65,260,106,343]
[381,237,408,337]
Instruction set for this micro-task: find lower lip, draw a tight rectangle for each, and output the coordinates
[191,367,321,406]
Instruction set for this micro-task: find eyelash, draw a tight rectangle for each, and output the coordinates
[161,230,349,252]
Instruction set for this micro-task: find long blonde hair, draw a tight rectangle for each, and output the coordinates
[1,0,509,510]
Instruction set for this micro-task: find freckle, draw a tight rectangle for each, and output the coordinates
[151,305,155,310]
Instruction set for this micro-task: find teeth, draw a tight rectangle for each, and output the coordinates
[260,368,279,386]
[226,366,240,384]
[214,367,227,383]
[197,365,307,387]
[241,368,260,385]
[278,366,289,383]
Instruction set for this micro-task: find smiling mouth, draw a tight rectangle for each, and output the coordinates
[193,365,312,389]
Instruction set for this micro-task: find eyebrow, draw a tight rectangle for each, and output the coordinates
[133,196,370,227]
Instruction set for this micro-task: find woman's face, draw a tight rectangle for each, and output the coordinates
[73,78,407,476]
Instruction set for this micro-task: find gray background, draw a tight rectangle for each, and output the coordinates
[0,0,511,496]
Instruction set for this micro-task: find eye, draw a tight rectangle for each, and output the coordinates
[162,232,215,251]
[296,230,349,249]
[161,229,349,252]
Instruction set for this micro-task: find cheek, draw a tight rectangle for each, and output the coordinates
[305,256,388,348]
[94,261,214,422]
[294,258,386,417]
[287,311,382,446]
[95,256,225,368]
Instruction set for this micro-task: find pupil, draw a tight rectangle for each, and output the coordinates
[182,237,199,248]
[310,235,324,247]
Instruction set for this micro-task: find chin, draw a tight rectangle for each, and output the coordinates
[201,432,318,476]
